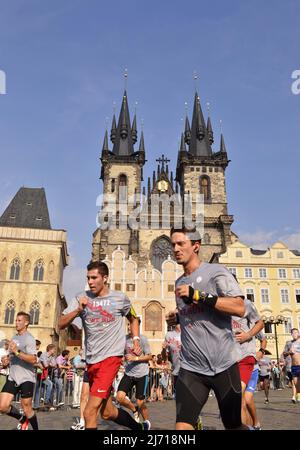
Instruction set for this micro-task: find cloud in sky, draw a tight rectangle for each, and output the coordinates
[237,229,300,251]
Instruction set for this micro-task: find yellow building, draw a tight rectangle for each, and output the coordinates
[0,187,69,351]
[219,240,300,359]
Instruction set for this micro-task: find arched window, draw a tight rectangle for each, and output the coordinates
[29,301,40,325]
[111,178,115,193]
[144,302,162,332]
[118,174,127,202]
[150,236,174,272]
[33,259,44,281]
[199,176,211,202]
[10,258,21,280]
[4,300,15,324]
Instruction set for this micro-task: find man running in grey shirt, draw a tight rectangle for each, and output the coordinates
[117,321,152,424]
[169,227,246,430]
[0,311,38,430]
[59,261,150,430]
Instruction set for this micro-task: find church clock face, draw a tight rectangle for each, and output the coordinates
[157,180,168,192]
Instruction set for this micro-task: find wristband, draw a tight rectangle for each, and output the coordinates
[133,336,140,341]
[181,286,218,308]
[135,356,139,361]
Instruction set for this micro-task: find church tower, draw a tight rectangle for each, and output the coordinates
[91,83,235,354]
[93,84,235,267]
[92,90,145,261]
[176,90,234,261]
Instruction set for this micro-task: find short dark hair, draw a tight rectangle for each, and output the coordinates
[291,328,299,333]
[35,339,41,346]
[170,226,202,244]
[62,350,70,357]
[87,261,109,277]
[17,311,30,325]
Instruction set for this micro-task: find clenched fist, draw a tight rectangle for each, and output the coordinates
[77,296,88,312]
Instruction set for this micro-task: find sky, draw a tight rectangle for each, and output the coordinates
[0,0,299,301]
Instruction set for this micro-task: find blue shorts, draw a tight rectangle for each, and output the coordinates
[245,368,259,393]
[291,365,300,378]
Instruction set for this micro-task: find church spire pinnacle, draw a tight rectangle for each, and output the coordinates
[188,91,212,157]
[184,102,191,145]
[111,90,135,156]
[220,133,227,153]
[139,130,145,153]
[110,113,117,143]
[180,132,186,152]
[102,129,109,153]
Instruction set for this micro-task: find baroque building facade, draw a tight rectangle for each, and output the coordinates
[0,187,69,350]
[219,240,300,359]
[92,88,236,353]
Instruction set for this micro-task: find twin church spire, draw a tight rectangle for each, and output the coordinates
[182,91,227,157]
[101,90,145,158]
[101,85,228,164]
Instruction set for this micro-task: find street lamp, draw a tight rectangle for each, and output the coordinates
[261,315,288,365]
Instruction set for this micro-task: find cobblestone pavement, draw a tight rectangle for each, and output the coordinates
[0,388,299,430]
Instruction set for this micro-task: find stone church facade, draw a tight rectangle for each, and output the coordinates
[0,188,69,350]
[92,88,236,354]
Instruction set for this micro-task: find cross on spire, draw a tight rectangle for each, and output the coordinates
[156,154,170,171]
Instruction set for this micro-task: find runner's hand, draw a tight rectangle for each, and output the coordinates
[235,331,251,344]
[8,340,17,354]
[77,296,88,311]
[165,310,177,327]
[176,285,190,299]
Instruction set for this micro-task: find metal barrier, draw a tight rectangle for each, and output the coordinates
[13,366,176,411]
[32,369,85,411]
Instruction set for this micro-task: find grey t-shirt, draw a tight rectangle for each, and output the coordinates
[124,334,150,377]
[176,262,244,376]
[39,352,56,369]
[164,330,181,376]
[8,331,36,385]
[63,289,131,364]
[258,356,271,376]
[232,299,262,361]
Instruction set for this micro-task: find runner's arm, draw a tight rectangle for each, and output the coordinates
[235,319,265,344]
[58,296,88,330]
[14,351,37,365]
